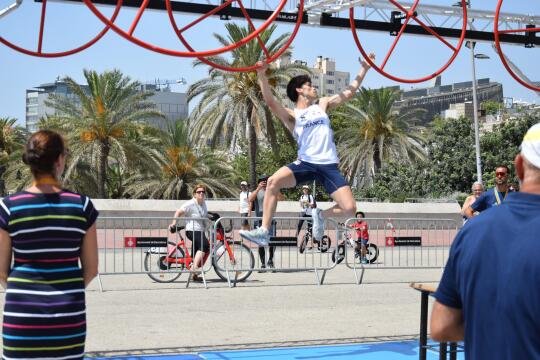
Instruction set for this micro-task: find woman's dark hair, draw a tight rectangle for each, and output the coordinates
[286,75,311,102]
[356,211,365,218]
[22,130,65,177]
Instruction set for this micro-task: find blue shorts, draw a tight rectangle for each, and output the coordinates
[286,160,348,195]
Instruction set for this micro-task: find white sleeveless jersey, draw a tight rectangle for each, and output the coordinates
[293,104,339,164]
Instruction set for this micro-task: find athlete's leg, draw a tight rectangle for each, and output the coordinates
[322,185,357,219]
[240,166,297,246]
[261,166,296,229]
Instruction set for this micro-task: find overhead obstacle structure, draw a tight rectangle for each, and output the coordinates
[0,0,538,86]
[306,0,538,86]
[0,0,304,67]
[165,0,305,72]
[494,0,540,92]
[0,0,121,57]
[81,0,305,71]
[349,0,467,83]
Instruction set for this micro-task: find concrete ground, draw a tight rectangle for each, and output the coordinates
[72,264,443,357]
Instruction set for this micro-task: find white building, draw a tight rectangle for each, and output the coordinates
[25,80,188,132]
[275,54,350,103]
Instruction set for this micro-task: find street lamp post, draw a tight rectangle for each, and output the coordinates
[468,40,483,184]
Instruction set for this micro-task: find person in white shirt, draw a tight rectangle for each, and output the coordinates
[169,184,209,281]
[296,185,315,238]
[240,54,375,246]
[238,180,251,230]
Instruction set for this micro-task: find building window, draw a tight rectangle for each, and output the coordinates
[328,71,334,76]
[327,79,334,84]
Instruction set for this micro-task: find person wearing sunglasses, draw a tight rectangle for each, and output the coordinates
[431,123,540,359]
[464,165,514,219]
[169,184,209,281]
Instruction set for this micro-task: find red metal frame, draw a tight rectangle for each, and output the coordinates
[166,0,304,72]
[165,226,236,269]
[0,0,121,57]
[82,0,290,58]
[494,0,540,92]
[349,0,468,83]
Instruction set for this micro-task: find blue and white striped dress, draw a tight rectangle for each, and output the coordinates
[0,190,98,360]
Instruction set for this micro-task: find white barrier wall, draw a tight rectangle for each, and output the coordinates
[92,199,463,224]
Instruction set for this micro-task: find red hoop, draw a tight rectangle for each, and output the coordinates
[349,0,468,83]
[0,0,121,57]
[494,0,540,92]
[82,0,289,58]
[167,0,304,72]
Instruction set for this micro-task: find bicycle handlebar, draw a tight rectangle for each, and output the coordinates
[169,224,186,234]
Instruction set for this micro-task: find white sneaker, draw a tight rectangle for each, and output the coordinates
[240,227,270,246]
[312,208,325,240]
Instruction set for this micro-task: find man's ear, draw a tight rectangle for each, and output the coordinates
[515,153,525,181]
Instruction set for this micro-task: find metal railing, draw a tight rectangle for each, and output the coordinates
[94,215,458,289]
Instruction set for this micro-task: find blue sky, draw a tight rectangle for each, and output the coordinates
[0,0,538,126]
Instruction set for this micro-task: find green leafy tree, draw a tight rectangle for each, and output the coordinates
[187,23,308,186]
[481,100,504,115]
[333,87,426,188]
[126,120,236,199]
[0,118,27,195]
[480,114,538,188]
[45,69,164,198]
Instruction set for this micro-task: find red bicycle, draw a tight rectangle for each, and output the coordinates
[144,213,255,283]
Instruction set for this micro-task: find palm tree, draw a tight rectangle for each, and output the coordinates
[334,87,426,188]
[126,120,236,199]
[187,23,308,185]
[45,69,164,198]
[0,117,27,195]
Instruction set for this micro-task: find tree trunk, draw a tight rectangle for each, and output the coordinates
[246,103,258,188]
[248,122,257,188]
[373,140,382,171]
[97,141,110,198]
[0,165,5,196]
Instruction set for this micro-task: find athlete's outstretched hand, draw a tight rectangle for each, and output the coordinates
[361,53,376,68]
[255,61,269,75]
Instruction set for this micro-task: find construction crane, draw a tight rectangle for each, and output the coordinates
[153,77,187,91]
[0,0,22,19]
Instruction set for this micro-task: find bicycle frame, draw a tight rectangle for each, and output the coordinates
[163,226,235,268]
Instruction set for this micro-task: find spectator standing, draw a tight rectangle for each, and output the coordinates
[295,185,315,238]
[169,184,209,281]
[431,123,540,358]
[0,130,99,360]
[248,175,275,271]
[460,181,484,223]
[238,180,251,230]
[464,165,513,218]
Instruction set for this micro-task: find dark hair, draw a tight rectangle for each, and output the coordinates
[355,211,365,218]
[22,130,66,178]
[495,165,510,173]
[286,75,311,102]
[258,175,269,183]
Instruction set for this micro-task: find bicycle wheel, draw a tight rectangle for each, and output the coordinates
[144,241,185,283]
[212,242,254,283]
[299,233,309,254]
[366,243,379,264]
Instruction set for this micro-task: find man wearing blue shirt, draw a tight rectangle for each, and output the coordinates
[431,123,540,359]
[464,165,513,218]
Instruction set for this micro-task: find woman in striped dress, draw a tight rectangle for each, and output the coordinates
[0,130,99,360]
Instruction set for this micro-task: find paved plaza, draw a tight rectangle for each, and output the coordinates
[47,265,446,357]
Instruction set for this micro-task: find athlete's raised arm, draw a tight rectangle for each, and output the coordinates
[319,53,375,112]
[256,61,295,132]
